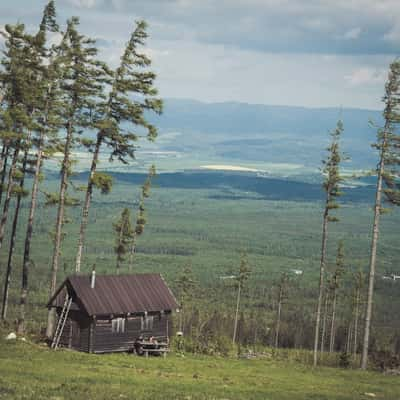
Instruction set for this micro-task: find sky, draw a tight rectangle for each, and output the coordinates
[0,0,399,110]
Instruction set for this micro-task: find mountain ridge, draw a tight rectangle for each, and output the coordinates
[143,98,383,169]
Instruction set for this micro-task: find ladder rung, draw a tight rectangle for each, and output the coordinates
[51,294,72,350]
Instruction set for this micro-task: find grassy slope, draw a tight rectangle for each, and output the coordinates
[0,339,399,400]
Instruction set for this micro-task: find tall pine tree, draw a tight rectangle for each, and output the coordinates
[175,264,196,333]
[352,270,364,358]
[1,142,30,320]
[129,164,156,270]
[361,59,400,369]
[0,23,32,253]
[274,272,289,348]
[232,253,251,345]
[16,1,61,334]
[329,240,345,353]
[113,208,134,271]
[46,16,110,338]
[74,20,162,272]
[313,120,344,367]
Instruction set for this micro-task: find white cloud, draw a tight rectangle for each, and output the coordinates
[383,24,400,42]
[67,0,98,9]
[149,38,390,109]
[110,0,125,12]
[341,27,362,40]
[0,0,397,109]
[345,67,387,87]
[301,17,335,33]
[55,0,400,55]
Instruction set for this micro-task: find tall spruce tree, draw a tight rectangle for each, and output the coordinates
[313,120,344,367]
[0,20,46,320]
[1,143,30,320]
[46,16,110,338]
[0,11,57,327]
[320,278,330,353]
[113,208,134,271]
[232,253,251,345]
[175,264,196,333]
[382,60,400,207]
[0,23,32,252]
[361,59,400,369]
[16,1,61,334]
[129,164,156,270]
[274,272,289,348]
[74,20,162,272]
[0,145,10,204]
[329,240,345,353]
[352,270,364,358]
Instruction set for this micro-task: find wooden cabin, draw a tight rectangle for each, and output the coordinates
[47,273,179,353]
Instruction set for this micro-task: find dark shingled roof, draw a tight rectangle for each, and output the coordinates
[48,273,179,317]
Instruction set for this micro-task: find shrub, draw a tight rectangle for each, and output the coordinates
[370,350,400,371]
[339,352,351,368]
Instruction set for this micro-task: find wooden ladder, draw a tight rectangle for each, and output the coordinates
[51,294,72,350]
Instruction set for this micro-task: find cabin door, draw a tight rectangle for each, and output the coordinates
[70,320,80,348]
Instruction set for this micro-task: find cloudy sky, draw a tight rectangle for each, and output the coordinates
[1,0,399,109]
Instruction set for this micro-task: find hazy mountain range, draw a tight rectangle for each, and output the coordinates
[64,98,383,180]
[144,98,383,171]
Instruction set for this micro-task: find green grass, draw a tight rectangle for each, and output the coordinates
[0,338,399,400]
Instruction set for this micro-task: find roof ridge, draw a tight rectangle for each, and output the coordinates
[70,272,161,278]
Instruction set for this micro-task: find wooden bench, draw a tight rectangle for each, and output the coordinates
[143,347,170,358]
[135,339,169,358]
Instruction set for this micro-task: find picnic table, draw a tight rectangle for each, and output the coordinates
[134,336,170,358]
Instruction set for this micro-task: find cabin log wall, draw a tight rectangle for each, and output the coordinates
[92,313,170,353]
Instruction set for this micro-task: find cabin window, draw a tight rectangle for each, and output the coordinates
[141,315,154,331]
[111,317,126,333]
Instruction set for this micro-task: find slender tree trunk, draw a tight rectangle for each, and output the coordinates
[75,133,102,273]
[129,231,137,271]
[1,148,28,320]
[253,318,257,348]
[0,145,20,251]
[0,145,9,204]
[116,216,127,273]
[360,127,387,370]
[232,282,241,345]
[17,132,44,334]
[329,288,337,353]
[275,285,283,348]
[346,319,353,354]
[0,145,5,165]
[46,121,74,338]
[320,289,329,353]
[353,287,360,358]
[179,297,184,333]
[313,200,330,367]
